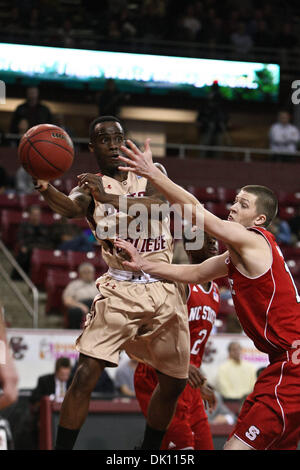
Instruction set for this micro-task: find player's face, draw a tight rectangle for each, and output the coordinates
[89,121,125,173]
[186,233,219,263]
[228,190,263,227]
[56,367,71,382]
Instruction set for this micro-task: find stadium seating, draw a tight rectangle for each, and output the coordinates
[281,244,300,260]
[19,193,52,212]
[0,210,63,249]
[204,202,230,219]
[30,248,69,288]
[0,193,21,212]
[45,269,78,316]
[278,206,296,220]
[63,177,78,194]
[217,187,238,203]
[66,250,108,277]
[278,190,300,206]
[286,258,300,277]
[187,185,220,203]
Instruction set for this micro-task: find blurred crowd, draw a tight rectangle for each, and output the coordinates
[0,0,299,53]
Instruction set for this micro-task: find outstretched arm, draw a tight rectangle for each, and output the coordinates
[114,238,228,283]
[34,179,92,218]
[118,140,257,251]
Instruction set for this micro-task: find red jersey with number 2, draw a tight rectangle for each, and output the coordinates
[187,281,220,367]
[227,226,300,358]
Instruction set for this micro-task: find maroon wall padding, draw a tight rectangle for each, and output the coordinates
[1,147,299,192]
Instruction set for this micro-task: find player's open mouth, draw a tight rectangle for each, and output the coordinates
[228,214,234,221]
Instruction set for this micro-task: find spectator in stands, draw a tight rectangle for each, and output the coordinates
[56,225,95,253]
[70,360,115,395]
[48,217,81,248]
[205,390,237,426]
[288,206,300,242]
[15,167,35,194]
[11,205,51,279]
[9,116,29,149]
[114,358,138,397]
[29,356,72,449]
[216,341,257,402]
[196,81,229,157]
[62,262,99,329]
[269,110,300,161]
[230,21,253,55]
[119,7,137,38]
[58,19,75,48]
[10,86,53,134]
[181,4,202,41]
[269,216,293,245]
[29,357,72,407]
[13,119,35,194]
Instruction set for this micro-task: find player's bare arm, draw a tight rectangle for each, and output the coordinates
[114,238,228,284]
[35,179,92,218]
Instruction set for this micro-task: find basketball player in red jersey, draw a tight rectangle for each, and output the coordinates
[33,117,191,450]
[134,230,220,450]
[115,139,300,450]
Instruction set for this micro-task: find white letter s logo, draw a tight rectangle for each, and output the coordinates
[245,425,260,441]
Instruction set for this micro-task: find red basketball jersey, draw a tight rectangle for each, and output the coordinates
[187,281,220,367]
[227,226,300,358]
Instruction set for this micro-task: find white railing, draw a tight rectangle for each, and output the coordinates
[5,133,300,163]
[0,240,39,328]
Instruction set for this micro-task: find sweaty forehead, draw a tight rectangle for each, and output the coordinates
[94,121,124,135]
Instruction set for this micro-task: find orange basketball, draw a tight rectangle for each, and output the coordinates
[18,124,74,180]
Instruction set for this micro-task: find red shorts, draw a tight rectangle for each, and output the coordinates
[134,362,214,450]
[228,352,300,450]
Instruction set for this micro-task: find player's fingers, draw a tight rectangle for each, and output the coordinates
[118,154,137,166]
[143,138,151,152]
[118,166,137,173]
[122,261,139,270]
[120,145,137,161]
[77,173,88,181]
[126,139,142,155]
[114,239,132,252]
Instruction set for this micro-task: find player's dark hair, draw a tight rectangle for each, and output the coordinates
[242,185,278,227]
[89,115,123,142]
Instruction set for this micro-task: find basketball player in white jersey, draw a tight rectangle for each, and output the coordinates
[34,116,190,450]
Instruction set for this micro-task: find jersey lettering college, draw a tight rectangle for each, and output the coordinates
[227,226,300,357]
[86,172,173,270]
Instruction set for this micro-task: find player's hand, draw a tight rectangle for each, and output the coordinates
[33,178,49,192]
[118,139,159,179]
[188,364,206,389]
[77,173,109,203]
[200,381,216,413]
[114,238,145,272]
